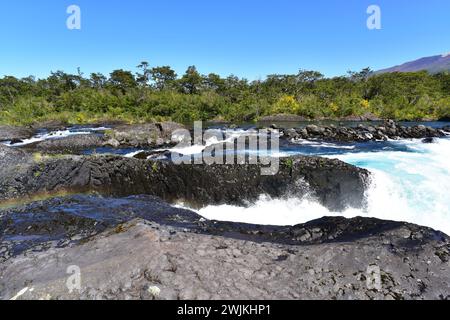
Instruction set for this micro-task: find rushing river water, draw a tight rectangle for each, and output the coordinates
[196,135,450,235]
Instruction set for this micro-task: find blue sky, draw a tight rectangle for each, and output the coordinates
[0,0,449,80]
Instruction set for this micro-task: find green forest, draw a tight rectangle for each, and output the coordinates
[0,62,449,125]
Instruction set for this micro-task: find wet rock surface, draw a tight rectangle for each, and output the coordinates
[277,120,449,143]
[5,194,443,264]
[0,195,201,262]
[0,208,449,300]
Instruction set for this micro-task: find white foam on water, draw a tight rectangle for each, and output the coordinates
[124,150,145,158]
[197,195,337,226]
[2,127,110,147]
[291,139,356,150]
[161,129,267,156]
[196,138,450,235]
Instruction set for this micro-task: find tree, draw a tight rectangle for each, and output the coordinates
[203,73,226,93]
[347,67,372,82]
[297,70,324,84]
[222,75,249,102]
[90,73,107,89]
[0,76,22,105]
[108,69,137,94]
[0,60,448,125]
[179,66,202,94]
[150,66,177,90]
[136,61,151,87]
[48,71,79,91]
[272,95,301,115]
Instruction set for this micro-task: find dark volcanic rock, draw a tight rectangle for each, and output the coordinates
[0,154,370,211]
[23,134,106,154]
[340,113,382,122]
[361,112,382,121]
[422,137,435,144]
[104,122,184,148]
[0,208,448,300]
[279,120,448,143]
[132,150,174,160]
[151,157,369,211]
[0,126,34,142]
[0,145,32,174]
[1,195,448,259]
[0,195,202,262]
[30,120,67,132]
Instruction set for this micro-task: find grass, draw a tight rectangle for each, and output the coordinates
[284,158,294,169]
[32,152,44,162]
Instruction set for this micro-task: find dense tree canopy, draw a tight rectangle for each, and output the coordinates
[0,63,448,125]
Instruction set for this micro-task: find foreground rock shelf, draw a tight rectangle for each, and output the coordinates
[4,194,447,261]
[0,194,449,300]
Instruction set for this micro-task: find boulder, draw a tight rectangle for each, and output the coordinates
[306,124,324,135]
[361,112,381,121]
[0,126,34,142]
[422,137,435,144]
[30,120,67,132]
[105,122,185,148]
[0,144,32,174]
[23,134,106,154]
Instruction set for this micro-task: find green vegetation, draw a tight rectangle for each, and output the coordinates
[0,64,449,125]
[284,158,294,169]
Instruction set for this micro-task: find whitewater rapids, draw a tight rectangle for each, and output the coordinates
[196,138,450,235]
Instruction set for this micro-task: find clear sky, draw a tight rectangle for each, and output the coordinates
[0,0,449,80]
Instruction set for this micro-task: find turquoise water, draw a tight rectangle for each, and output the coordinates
[334,138,450,226]
[198,137,450,235]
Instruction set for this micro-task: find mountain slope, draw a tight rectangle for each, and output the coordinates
[377,54,450,74]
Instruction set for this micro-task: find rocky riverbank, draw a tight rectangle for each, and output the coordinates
[2,120,449,151]
[276,120,449,143]
[0,121,184,154]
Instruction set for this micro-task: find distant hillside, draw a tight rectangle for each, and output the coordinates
[377,54,450,74]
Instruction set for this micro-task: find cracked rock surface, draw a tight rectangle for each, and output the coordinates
[1,218,449,300]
